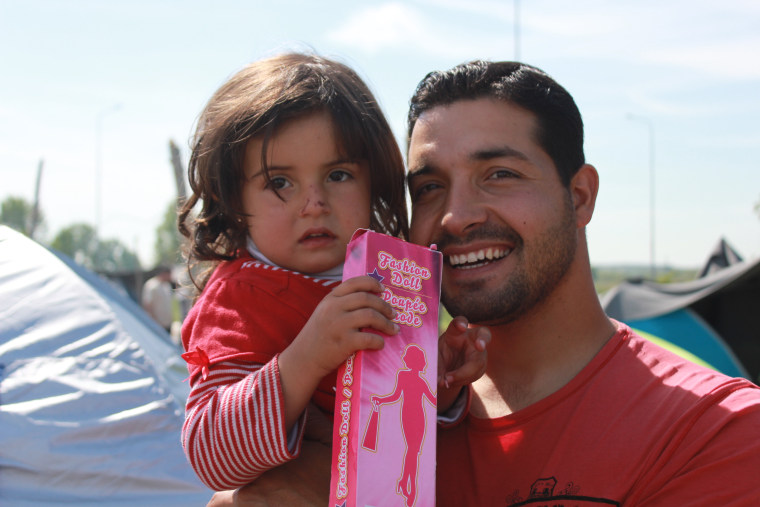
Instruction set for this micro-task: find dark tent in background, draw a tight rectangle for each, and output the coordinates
[602,238,760,382]
[0,226,210,505]
[699,237,744,278]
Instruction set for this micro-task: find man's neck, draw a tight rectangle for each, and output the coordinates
[469,265,616,418]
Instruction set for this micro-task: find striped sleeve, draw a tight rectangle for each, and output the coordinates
[181,356,306,491]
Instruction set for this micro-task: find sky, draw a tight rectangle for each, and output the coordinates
[1,0,759,269]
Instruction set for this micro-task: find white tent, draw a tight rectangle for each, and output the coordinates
[0,226,210,506]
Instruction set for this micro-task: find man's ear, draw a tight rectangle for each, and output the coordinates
[570,164,599,228]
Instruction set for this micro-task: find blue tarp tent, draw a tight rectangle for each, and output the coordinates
[0,226,210,506]
[602,239,760,382]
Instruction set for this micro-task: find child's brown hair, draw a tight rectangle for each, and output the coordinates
[179,52,408,291]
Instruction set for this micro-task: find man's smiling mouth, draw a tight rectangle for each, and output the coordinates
[448,247,509,269]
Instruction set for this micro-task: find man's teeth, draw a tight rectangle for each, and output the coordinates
[448,247,507,267]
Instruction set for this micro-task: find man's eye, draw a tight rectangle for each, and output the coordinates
[328,169,351,182]
[490,168,518,179]
[411,182,441,201]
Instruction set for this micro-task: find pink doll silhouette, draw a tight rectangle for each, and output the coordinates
[366,344,436,507]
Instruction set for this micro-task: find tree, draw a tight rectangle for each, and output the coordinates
[154,200,184,266]
[51,223,98,267]
[0,195,45,238]
[51,223,140,272]
[95,238,141,272]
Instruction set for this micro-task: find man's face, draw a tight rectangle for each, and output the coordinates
[407,98,578,325]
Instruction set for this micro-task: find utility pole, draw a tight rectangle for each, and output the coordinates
[95,103,121,234]
[627,113,656,280]
[169,140,187,204]
[514,0,521,61]
[29,159,43,239]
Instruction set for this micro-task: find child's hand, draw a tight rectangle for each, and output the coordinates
[437,316,490,411]
[279,276,397,431]
[298,275,398,376]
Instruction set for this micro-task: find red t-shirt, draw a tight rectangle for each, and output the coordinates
[437,323,760,506]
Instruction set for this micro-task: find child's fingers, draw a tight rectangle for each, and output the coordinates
[328,276,395,322]
[472,326,491,350]
[444,356,487,386]
[339,290,395,321]
[332,275,385,296]
[346,307,400,337]
[441,324,489,387]
[353,330,386,351]
[446,315,470,334]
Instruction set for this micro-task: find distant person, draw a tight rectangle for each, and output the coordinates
[177,52,489,492]
[141,265,173,332]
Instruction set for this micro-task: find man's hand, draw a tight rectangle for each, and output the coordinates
[206,439,332,507]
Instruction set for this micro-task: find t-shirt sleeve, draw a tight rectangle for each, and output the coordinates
[437,386,471,427]
[630,383,760,505]
[182,275,316,380]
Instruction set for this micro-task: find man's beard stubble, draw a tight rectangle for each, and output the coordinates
[439,203,578,326]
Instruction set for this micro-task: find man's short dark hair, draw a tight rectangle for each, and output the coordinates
[407,60,585,186]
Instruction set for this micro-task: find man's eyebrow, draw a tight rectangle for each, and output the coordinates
[406,165,432,187]
[471,146,529,162]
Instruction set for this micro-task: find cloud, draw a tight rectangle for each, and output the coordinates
[642,38,760,80]
[414,0,511,20]
[326,2,512,59]
[329,3,421,53]
[327,3,421,54]
[520,0,760,81]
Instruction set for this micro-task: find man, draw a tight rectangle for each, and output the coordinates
[210,60,760,505]
[406,60,760,505]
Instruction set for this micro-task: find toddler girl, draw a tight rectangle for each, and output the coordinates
[178,52,487,491]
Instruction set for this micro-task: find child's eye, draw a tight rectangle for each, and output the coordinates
[266,176,291,190]
[327,169,352,182]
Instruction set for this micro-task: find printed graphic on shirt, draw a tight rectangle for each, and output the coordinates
[505,477,619,506]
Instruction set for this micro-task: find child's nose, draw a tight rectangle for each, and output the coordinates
[299,185,330,216]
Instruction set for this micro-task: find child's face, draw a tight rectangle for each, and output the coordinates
[241,111,371,274]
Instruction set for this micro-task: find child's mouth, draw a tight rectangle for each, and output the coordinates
[299,228,336,244]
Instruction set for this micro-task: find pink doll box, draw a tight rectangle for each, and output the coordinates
[329,229,442,507]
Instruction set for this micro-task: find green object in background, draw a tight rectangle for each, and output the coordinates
[440,307,717,372]
[632,329,717,371]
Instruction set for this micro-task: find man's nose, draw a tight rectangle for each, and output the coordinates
[299,185,330,217]
[440,185,487,235]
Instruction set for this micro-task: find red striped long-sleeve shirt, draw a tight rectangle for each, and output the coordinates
[182,357,306,490]
[180,257,339,491]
